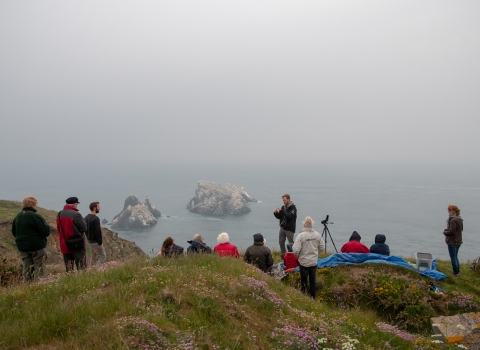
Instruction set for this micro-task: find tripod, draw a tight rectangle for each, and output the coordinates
[321,219,338,254]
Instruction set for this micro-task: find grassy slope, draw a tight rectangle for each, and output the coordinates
[1,199,478,349]
[0,255,417,350]
[1,254,478,350]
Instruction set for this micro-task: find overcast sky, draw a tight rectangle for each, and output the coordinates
[1,1,479,167]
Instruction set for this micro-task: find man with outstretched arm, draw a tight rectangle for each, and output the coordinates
[273,194,297,258]
[85,201,106,266]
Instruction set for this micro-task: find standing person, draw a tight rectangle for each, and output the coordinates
[273,194,297,258]
[84,202,106,266]
[443,204,463,276]
[11,196,51,281]
[214,232,240,258]
[293,217,325,299]
[244,233,274,272]
[56,197,87,272]
[340,231,370,253]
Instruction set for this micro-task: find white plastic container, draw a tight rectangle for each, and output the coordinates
[415,252,433,271]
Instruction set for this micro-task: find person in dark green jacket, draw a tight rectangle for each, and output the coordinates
[244,233,274,272]
[11,196,50,281]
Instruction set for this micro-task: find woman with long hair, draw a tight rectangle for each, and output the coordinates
[443,204,463,276]
[158,236,184,257]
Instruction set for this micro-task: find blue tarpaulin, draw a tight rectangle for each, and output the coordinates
[285,253,446,281]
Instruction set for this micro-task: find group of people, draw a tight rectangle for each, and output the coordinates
[340,231,390,256]
[11,196,106,281]
[11,193,464,298]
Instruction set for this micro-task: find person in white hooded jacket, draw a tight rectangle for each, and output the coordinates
[292,216,325,299]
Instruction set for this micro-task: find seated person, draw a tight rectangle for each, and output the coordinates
[213,232,240,258]
[244,233,273,272]
[283,243,300,269]
[370,234,390,256]
[340,231,369,253]
[157,237,184,257]
[187,234,212,254]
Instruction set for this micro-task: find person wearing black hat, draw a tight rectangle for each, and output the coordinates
[243,233,274,272]
[56,197,88,272]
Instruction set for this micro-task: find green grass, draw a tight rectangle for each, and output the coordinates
[1,255,477,350]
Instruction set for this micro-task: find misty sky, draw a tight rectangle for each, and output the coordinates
[1,1,479,167]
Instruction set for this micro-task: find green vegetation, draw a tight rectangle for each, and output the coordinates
[1,199,479,349]
[0,254,478,349]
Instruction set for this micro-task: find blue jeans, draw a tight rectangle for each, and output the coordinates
[447,245,461,275]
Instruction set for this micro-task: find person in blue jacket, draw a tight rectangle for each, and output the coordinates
[370,234,390,256]
[187,234,212,254]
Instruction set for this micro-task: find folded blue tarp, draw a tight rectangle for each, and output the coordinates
[287,253,446,281]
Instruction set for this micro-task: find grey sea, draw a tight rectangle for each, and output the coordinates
[1,163,479,263]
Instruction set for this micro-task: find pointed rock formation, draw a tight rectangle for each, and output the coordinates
[186,181,257,216]
[111,195,161,229]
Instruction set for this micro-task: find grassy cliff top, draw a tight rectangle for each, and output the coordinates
[1,199,479,349]
[0,254,479,350]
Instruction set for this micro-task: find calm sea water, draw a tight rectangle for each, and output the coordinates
[1,163,479,263]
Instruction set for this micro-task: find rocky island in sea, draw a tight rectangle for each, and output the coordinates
[186,180,257,216]
[111,195,161,229]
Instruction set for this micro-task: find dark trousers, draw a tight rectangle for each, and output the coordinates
[279,228,294,256]
[63,248,87,272]
[447,244,461,275]
[299,265,317,299]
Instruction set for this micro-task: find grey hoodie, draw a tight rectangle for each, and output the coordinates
[292,227,325,267]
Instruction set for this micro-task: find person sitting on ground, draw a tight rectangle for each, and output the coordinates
[187,234,212,254]
[370,234,390,256]
[213,232,239,258]
[341,231,370,253]
[283,243,300,270]
[244,233,274,272]
[157,237,184,257]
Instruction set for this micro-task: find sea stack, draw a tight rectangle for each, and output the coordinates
[111,195,161,229]
[186,180,257,216]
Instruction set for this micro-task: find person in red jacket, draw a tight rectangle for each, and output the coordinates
[214,232,239,258]
[283,243,300,269]
[340,231,370,253]
[56,197,88,272]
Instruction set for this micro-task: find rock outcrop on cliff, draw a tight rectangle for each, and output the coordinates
[111,195,161,229]
[186,181,257,216]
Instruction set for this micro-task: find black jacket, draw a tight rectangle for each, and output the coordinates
[84,214,103,245]
[370,234,390,256]
[244,242,274,272]
[164,244,184,257]
[187,240,212,254]
[273,202,297,233]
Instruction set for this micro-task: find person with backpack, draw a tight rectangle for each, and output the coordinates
[56,197,88,272]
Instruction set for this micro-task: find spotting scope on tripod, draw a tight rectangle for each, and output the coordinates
[321,215,338,254]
